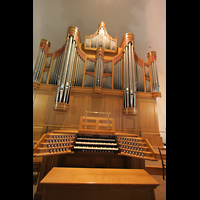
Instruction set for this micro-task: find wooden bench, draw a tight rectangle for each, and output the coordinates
[40,167,159,200]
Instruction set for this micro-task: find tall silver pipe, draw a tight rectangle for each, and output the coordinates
[64,41,76,103]
[97,56,101,86]
[99,55,103,86]
[59,36,73,102]
[55,39,69,102]
[131,44,136,107]
[128,43,133,107]
[95,56,101,86]
[150,61,154,90]
[123,52,126,108]
[80,58,85,86]
[154,60,159,91]
[34,49,45,82]
[100,55,103,86]
[95,58,98,86]
[73,55,79,86]
[125,46,129,107]
[55,53,62,85]
[35,49,44,81]
[57,39,70,102]
[33,48,42,82]
[49,57,56,84]
[54,54,62,84]
[36,50,46,82]
[119,59,121,89]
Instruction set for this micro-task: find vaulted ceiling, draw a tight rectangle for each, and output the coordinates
[33,0,166,76]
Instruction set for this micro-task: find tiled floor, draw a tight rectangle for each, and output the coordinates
[151,175,166,200]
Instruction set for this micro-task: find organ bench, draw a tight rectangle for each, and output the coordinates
[40,167,159,200]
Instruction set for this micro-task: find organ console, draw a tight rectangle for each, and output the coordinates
[33,21,163,200]
[33,115,157,161]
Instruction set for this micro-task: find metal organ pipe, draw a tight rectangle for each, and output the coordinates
[154,60,159,91]
[64,40,76,104]
[152,61,155,91]
[120,59,122,90]
[123,52,126,108]
[148,51,159,92]
[33,48,42,82]
[152,60,159,92]
[95,57,98,86]
[34,48,45,82]
[123,42,136,108]
[56,36,74,102]
[55,39,69,102]
[95,54,103,87]
[100,56,103,86]
[59,36,73,102]
[55,52,63,84]
[125,46,129,107]
[131,43,136,107]
[33,39,50,83]
[73,55,80,86]
[128,43,133,107]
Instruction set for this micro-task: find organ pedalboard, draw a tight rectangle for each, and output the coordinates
[71,134,120,153]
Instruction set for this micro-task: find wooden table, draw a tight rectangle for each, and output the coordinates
[40,167,159,200]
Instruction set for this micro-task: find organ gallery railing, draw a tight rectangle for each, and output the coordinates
[33,21,161,112]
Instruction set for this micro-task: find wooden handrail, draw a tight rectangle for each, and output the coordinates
[33,123,78,128]
[33,123,164,132]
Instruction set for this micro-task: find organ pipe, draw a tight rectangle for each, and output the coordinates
[94,48,104,87]
[123,38,136,108]
[33,39,51,83]
[131,43,136,107]
[58,36,73,102]
[33,22,160,112]
[64,40,77,103]
[125,46,129,107]
[123,52,126,108]
[147,51,159,92]
[128,43,134,107]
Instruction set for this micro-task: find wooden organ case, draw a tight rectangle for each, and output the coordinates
[33,22,162,200]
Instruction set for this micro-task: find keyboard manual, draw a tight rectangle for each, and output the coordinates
[71,134,120,153]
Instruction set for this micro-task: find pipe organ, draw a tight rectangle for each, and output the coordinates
[33,22,163,200]
[33,21,160,113]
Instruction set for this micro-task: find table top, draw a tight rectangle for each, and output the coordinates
[40,167,159,186]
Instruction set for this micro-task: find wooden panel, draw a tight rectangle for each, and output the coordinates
[33,126,46,141]
[66,156,90,167]
[92,97,104,112]
[68,91,123,129]
[78,116,115,133]
[66,95,87,126]
[33,94,49,123]
[104,97,122,129]
[53,111,67,125]
[33,89,57,125]
[123,116,135,129]
[138,100,158,132]
[110,157,124,168]
[141,132,163,147]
